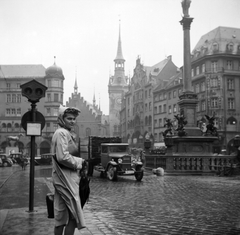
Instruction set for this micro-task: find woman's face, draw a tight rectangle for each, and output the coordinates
[63,113,77,130]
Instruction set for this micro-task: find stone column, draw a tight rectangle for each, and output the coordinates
[178,0,201,136]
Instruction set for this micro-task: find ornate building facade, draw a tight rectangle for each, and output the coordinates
[152,26,240,153]
[0,58,64,155]
[120,55,179,146]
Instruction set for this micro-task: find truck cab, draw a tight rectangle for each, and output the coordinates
[94,143,144,181]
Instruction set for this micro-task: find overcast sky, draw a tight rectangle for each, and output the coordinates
[1,0,240,115]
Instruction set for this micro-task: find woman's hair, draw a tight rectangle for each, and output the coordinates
[63,108,81,119]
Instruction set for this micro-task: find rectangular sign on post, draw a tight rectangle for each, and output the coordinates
[26,122,42,136]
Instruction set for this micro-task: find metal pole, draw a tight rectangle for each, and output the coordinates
[29,102,36,212]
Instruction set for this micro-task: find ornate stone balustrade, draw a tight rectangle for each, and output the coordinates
[145,154,237,175]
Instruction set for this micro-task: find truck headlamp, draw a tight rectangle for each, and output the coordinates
[118,158,123,164]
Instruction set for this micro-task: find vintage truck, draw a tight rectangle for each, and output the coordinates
[87,136,144,181]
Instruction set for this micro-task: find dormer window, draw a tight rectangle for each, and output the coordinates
[227,43,234,52]
[213,42,219,52]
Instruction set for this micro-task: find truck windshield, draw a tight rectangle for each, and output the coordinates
[109,146,128,153]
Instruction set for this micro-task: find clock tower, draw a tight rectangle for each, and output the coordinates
[108,22,129,136]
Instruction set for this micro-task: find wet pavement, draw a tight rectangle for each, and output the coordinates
[0,164,240,234]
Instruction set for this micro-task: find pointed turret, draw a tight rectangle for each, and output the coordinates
[93,88,96,106]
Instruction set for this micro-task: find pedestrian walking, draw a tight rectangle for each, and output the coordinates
[51,105,86,235]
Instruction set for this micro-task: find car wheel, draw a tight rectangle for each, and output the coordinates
[135,166,144,181]
[3,162,8,167]
[107,165,117,181]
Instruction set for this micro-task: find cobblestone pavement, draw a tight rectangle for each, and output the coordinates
[1,166,240,234]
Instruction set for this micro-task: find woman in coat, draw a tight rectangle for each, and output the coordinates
[51,105,86,235]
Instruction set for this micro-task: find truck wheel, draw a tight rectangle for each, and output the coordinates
[135,166,144,181]
[3,162,8,167]
[107,165,117,181]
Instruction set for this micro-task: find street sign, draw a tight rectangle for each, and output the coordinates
[21,111,45,131]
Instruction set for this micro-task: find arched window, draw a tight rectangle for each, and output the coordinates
[145,116,148,126]
[149,115,152,126]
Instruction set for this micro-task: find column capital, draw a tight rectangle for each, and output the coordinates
[180,17,194,30]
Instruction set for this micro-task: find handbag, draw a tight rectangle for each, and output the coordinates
[46,193,54,218]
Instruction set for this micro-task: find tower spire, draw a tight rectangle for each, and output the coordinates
[114,19,125,62]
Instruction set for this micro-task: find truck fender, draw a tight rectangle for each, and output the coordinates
[107,161,117,168]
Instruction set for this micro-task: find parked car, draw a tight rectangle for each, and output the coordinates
[9,152,23,164]
[0,154,13,167]
[35,153,53,165]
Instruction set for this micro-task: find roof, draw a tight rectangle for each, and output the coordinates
[0,64,46,78]
[193,26,240,53]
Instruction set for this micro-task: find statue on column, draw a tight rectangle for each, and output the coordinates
[181,0,191,17]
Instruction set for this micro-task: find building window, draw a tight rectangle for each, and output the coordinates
[191,69,194,77]
[7,94,11,103]
[154,119,157,127]
[159,94,163,100]
[211,61,218,72]
[202,64,205,73]
[178,88,182,95]
[17,94,21,103]
[173,90,176,98]
[168,92,171,99]
[53,108,58,116]
[227,60,233,70]
[201,82,205,92]
[228,98,235,109]
[149,89,151,97]
[47,94,51,102]
[196,66,199,75]
[227,43,234,52]
[159,105,162,113]
[195,84,200,93]
[46,108,50,116]
[6,83,10,90]
[54,93,59,102]
[12,109,16,116]
[168,105,172,114]
[6,109,11,116]
[211,98,218,108]
[149,102,152,111]
[201,101,206,111]
[227,79,234,90]
[159,118,162,127]
[154,107,157,114]
[163,104,166,112]
[145,90,147,99]
[210,78,218,88]
[12,94,16,103]
[145,103,147,111]
[164,93,166,100]
[17,108,21,116]
[173,104,177,113]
